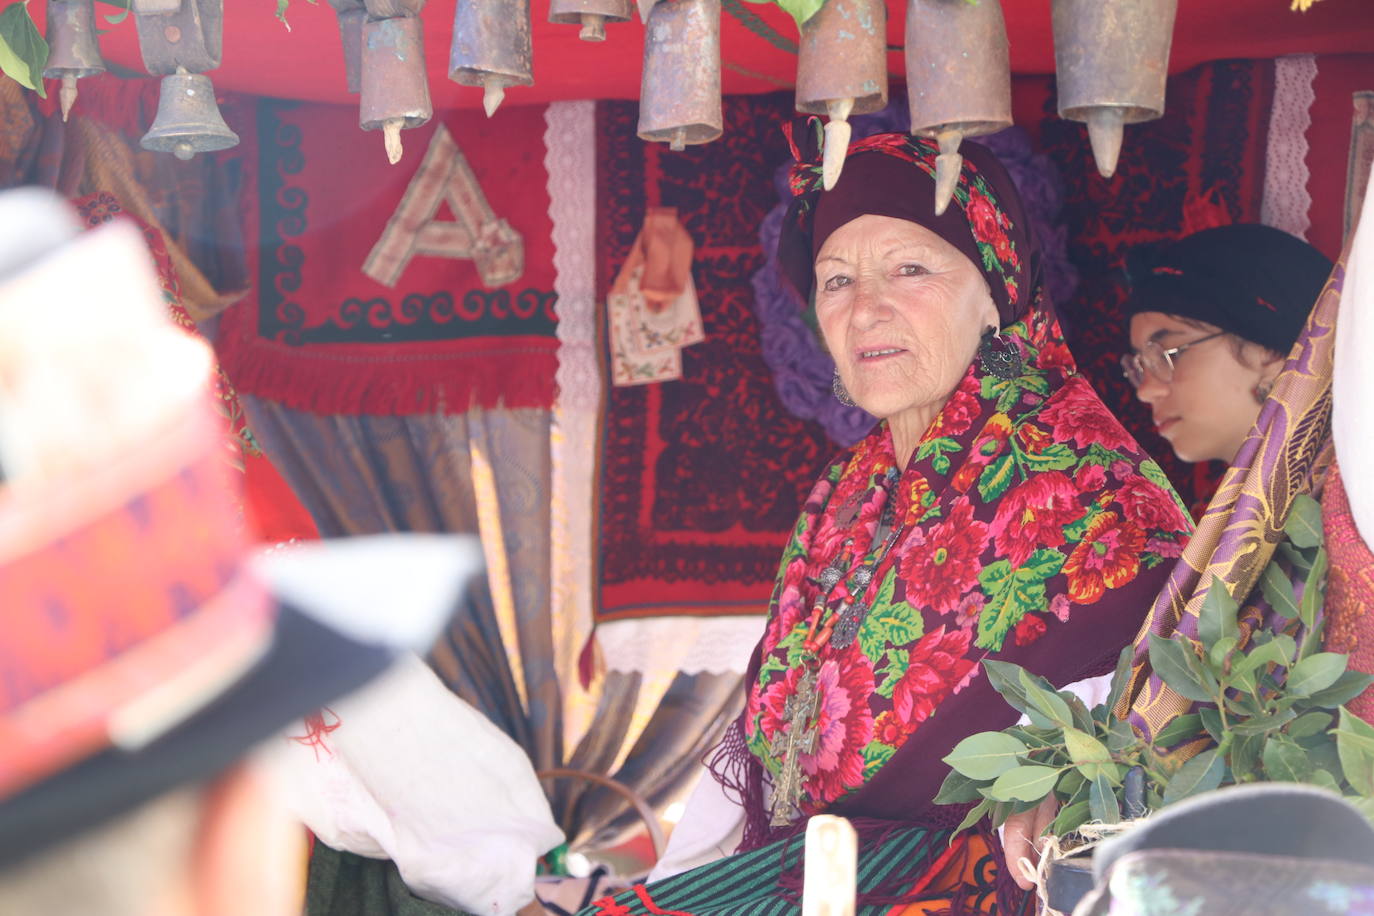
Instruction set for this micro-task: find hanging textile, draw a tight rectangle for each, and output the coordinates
[216,101,559,416]
[595,92,832,623]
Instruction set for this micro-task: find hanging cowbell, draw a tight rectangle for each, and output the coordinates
[448,0,533,118]
[549,0,632,42]
[131,0,223,75]
[638,0,721,151]
[1052,0,1178,179]
[140,69,239,160]
[327,0,365,93]
[359,13,432,164]
[904,0,1011,215]
[42,0,106,122]
[794,0,887,190]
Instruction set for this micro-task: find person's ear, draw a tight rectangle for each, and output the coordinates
[191,763,308,916]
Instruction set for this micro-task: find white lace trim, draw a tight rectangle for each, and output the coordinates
[1261,54,1318,240]
[595,615,766,676]
[545,101,601,748]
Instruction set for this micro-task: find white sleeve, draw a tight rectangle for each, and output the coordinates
[647,763,746,882]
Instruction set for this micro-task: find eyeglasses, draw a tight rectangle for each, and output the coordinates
[1120,331,1227,388]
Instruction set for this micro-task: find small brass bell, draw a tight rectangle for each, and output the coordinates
[1052,0,1178,179]
[131,0,223,75]
[327,0,365,93]
[795,0,887,189]
[638,0,722,150]
[905,0,1011,214]
[359,13,432,164]
[43,0,106,122]
[448,0,533,117]
[549,0,632,42]
[141,69,239,160]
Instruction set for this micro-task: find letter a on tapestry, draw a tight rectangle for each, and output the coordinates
[362,125,525,289]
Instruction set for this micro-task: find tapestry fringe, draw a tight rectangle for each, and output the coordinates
[215,335,558,416]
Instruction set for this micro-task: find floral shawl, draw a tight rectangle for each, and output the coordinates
[738,307,1192,830]
[726,130,1194,842]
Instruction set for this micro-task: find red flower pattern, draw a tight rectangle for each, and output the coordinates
[802,656,876,808]
[1013,614,1048,647]
[899,498,989,614]
[990,472,1086,567]
[1037,377,1138,452]
[929,375,982,438]
[1064,511,1146,604]
[891,626,978,726]
[1118,475,1189,533]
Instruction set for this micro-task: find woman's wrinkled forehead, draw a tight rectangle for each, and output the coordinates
[813,214,962,265]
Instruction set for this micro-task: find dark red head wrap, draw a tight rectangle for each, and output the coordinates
[777,122,1043,327]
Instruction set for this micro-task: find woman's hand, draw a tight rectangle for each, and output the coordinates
[1002,796,1059,891]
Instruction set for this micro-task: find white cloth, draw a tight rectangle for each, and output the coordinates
[1334,155,1374,548]
[648,763,746,882]
[264,654,565,916]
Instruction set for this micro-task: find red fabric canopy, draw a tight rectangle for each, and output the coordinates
[31,0,1374,108]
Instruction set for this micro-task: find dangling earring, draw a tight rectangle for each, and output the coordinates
[1254,379,1274,404]
[978,326,1024,380]
[832,368,856,407]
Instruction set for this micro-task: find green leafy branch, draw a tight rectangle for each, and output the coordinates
[936,492,1374,840]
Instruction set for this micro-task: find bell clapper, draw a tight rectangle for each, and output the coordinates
[173,140,195,161]
[482,76,507,118]
[382,119,404,165]
[59,75,78,122]
[669,127,687,152]
[578,13,607,41]
[933,127,963,216]
[1085,106,1125,179]
[821,98,854,191]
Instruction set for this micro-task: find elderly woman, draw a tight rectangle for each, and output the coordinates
[581,130,1191,915]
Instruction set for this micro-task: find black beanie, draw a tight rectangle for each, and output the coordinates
[1123,224,1333,355]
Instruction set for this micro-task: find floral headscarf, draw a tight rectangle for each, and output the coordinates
[777,123,1039,326]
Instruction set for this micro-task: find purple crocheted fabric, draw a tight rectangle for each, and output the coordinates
[752,98,1077,447]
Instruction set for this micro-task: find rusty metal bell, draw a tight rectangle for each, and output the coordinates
[132,0,223,75]
[360,13,432,164]
[140,69,239,160]
[449,0,534,118]
[43,0,105,122]
[550,0,632,41]
[795,0,887,190]
[638,0,722,150]
[1052,0,1178,179]
[905,0,1011,214]
[327,0,365,93]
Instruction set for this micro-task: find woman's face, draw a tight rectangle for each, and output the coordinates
[1127,311,1281,464]
[814,214,997,427]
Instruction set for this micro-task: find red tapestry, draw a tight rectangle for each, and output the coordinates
[595,94,832,622]
[215,101,558,416]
